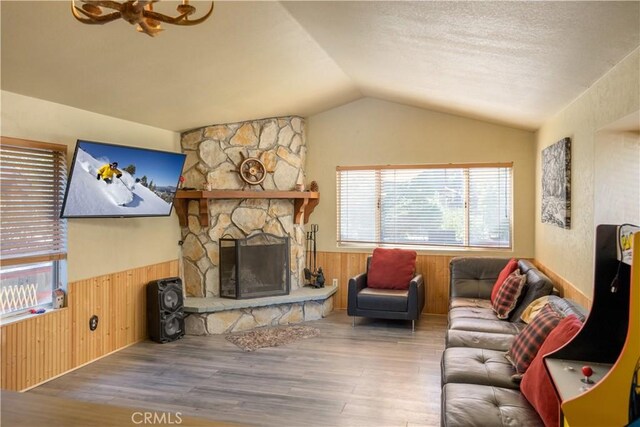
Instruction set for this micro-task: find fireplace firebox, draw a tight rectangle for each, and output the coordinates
[219,233,290,299]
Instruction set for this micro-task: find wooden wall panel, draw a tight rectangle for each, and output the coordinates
[1,256,588,391]
[319,251,592,315]
[69,260,179,367]
[0,308,71,391]
[532,260,592,309]
[1,259,178,391]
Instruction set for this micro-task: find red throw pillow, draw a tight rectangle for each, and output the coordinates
[367,248,417,290]
[491,258,518,303]
[521,315,583,427]
[506,304,562,373]
[492,269,527,319]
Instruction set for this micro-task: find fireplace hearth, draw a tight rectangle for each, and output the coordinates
[219,233,290,299]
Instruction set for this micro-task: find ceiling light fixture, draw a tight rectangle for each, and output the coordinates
[71,0,214,37]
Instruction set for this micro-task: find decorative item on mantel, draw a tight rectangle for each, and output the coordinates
[230,151,274,190]
[309,180,319,192]
[71,0,214,37]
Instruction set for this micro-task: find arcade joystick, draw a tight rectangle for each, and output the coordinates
[581,365,594,384]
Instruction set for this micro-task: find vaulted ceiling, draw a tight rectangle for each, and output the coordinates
[2,1,639,132]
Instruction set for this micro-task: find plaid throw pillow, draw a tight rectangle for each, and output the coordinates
[492,269,527,320]
[506,304,562,373]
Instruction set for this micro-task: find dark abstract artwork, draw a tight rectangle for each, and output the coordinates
[542,137,571,229]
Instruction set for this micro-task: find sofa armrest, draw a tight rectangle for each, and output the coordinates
[407,274,425,319]
[347,273,367,315]
[449,257,510,300]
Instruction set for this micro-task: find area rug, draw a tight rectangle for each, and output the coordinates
[225,325,320,352]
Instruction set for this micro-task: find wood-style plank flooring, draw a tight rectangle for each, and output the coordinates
[29,311,447,427]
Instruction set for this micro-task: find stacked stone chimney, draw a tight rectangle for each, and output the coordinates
[178,116,307,298]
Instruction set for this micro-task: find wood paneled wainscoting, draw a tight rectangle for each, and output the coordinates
[318,252,593,315]
[0,260,178,391]
[532,260,592,309]
[317,251,454,315]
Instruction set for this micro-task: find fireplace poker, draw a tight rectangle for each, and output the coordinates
[304,231,312,281]
[311,224,318,273]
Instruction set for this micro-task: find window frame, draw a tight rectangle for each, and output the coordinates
[336,162,514,250]
[0,136,68,320]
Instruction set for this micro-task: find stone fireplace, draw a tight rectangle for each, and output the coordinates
[179,116,307,298]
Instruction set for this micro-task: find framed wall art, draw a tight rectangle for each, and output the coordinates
[541,137,571,229]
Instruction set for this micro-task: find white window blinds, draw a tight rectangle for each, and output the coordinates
[337,164,512,249]
[468,167,512,247]
[0,137,68,266]
[337,169,378,244]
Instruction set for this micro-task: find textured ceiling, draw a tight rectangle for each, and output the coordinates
[0,1,360,131]
[283,1,640,129]
[1,1,639,132]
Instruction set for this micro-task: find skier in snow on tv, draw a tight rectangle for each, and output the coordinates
[97,162,122,184]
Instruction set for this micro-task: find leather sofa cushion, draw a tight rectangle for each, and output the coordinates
[448,317,525,335]
[441,347,517,389]
[448,307,498,323]
[450,297,493,309]
[446,329,515,351]
[517,259,536,274]
[442,383,544,427]
[547,296,587,321]
[449,257,510,299]
[357,288,408,312]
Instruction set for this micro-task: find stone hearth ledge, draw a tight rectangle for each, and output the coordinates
[184,285,337,335]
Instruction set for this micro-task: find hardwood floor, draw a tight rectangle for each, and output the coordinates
[1,391,231,427]
[28,311,447,427]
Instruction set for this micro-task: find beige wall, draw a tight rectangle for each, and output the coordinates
[594,129,640,226]
[535,48,640,296]
[1,91,181,281]
[306,97,536,256]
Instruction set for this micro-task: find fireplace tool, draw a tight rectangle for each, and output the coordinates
[304,224,324,288]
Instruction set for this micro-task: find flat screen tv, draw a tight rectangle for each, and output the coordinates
[61,140,186,218]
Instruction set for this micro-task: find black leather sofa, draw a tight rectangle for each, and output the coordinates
[348,256,425,331]
[440,257,587,427]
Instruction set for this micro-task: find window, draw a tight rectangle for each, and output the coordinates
[337,163,512,249]
[0,137,67,317]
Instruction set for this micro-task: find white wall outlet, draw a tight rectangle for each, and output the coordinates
[332,278,338,287]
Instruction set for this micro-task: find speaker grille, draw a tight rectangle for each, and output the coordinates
[147,278,185,344]
[161,285,182,311]
[163,313,184,336]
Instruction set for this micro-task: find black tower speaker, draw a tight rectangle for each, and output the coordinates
[147,277,185,343]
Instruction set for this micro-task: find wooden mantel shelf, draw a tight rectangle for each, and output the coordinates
[173,190,320,227]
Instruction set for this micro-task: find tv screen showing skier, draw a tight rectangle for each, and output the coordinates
[61,140,186,218]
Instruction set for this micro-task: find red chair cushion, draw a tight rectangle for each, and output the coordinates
[492,269,527,320]
[521,315,583,427]
[367,248,417,290]
[506,304,562,373]
[491,258,518,303]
